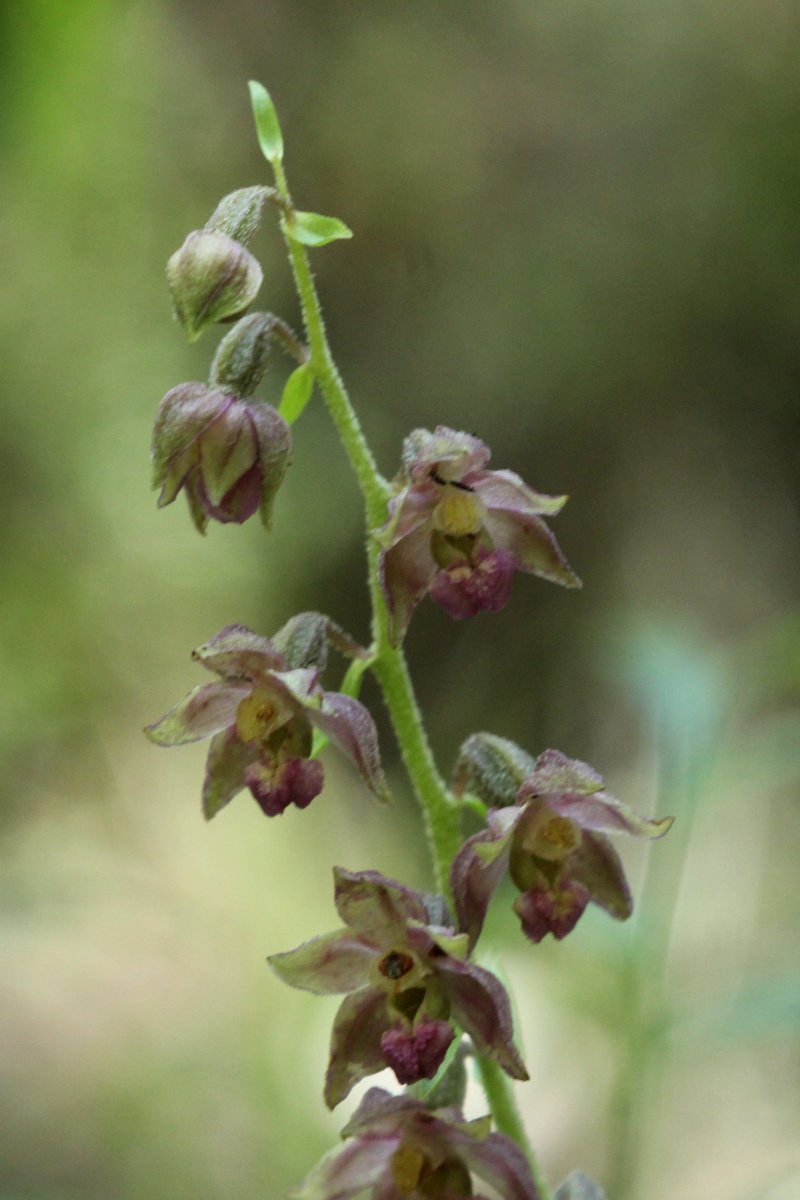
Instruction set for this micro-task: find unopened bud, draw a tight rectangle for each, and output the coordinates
[166,230,263,342]
[205,186,272,245]
[452,732,537,808]
[210,313,274,397]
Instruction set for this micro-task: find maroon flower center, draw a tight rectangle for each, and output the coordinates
[379,950,416,981]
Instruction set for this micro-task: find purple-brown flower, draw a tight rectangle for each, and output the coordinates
[377,426,580,643]
[269,868,528,1107]
[152,382,291,533]
[295,1087,542,1200]
[145,622,389,819]
[451,741,673,948]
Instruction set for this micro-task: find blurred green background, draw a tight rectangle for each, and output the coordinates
[1,2,798,1198]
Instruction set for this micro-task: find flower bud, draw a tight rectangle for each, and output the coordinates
[209,313,274,397]
[452,732,537,807]
[205,186,271,244]
[166,230,263,342]
[151,382,291,533]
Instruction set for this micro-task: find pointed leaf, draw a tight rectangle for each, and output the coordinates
[279,361,315,424]
[289,210,353,247]
[248,80,283,163]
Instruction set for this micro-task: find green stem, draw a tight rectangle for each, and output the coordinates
[477,1057,551,1200]
[271,148,539,1179]
[272,160,389,530]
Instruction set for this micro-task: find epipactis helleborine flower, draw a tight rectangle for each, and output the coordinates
[269,867,528,1108]
[451,740,673,948]
[294,1086,542,1200]
[145,623,389,819]
[377,426,580,643]
[152,382,291,533]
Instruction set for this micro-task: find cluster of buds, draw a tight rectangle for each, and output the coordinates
[154,188,304,533]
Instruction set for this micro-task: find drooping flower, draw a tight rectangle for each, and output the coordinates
[269,867,528,1108]
[151,382,291,533]
[451,738,673,948]
[145,620,389,819]
[377,426,580,643]
[166,229,263,342]
[294,1087,542,1200]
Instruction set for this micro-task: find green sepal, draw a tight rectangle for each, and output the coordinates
[279,362,315,424]
[289,211,353,247]
[249,80,284,163]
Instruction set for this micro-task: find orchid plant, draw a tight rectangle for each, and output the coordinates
[146,83,673,1200]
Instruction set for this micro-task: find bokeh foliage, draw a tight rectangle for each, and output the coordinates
[1,2,798,1199]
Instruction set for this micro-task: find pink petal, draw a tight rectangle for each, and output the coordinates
[269,929,377,995]
[484,509,581,588]
[325,987,392,1109]
[435,958,528,1081]
[472,468,568,517]
[569,831,632,920]
[380,520,438,644]
[333,868,429,945]
[191,624,286,681]
[145,681,246,746]
[202,726,253,819]
[310,692,390,803]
